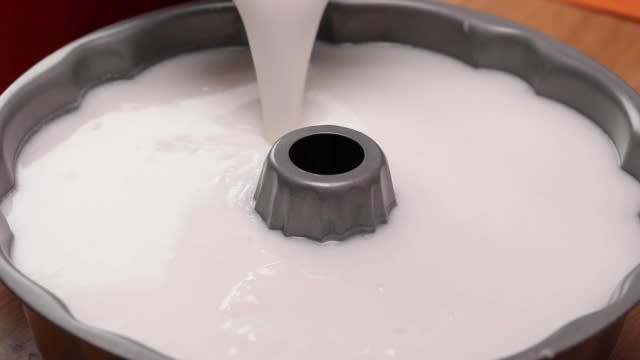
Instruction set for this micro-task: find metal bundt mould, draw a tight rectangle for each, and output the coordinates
[1,1,640,359]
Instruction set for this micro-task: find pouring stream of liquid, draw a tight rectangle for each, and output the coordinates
[233,0,329,141]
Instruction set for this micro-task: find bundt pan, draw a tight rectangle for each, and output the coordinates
[1,0,640,359]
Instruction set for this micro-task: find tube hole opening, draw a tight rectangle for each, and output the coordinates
[289,133,365,175]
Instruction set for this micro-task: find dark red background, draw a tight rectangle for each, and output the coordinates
[2,0,186,92]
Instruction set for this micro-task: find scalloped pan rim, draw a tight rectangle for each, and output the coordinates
[0,1,639,359]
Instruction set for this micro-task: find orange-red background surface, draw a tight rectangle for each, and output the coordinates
[564,0,640,20]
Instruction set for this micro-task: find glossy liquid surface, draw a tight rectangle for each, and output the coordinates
[4,44,640,360]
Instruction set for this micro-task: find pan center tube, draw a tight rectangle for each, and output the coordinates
[254,125,397,241]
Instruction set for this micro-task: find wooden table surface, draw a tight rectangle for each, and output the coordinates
[1,0,640,359]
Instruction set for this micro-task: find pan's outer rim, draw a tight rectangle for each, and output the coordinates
[0,1,639,359]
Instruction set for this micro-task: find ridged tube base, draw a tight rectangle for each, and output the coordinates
[254,125,396,241]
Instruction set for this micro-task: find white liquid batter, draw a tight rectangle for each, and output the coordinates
[234,0,328,141]
[4,43,640,360]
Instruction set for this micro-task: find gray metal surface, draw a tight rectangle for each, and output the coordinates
[254,125,396,241]
[0,0,639,359]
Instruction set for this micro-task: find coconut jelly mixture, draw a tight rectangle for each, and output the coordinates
[4,44,640,359]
